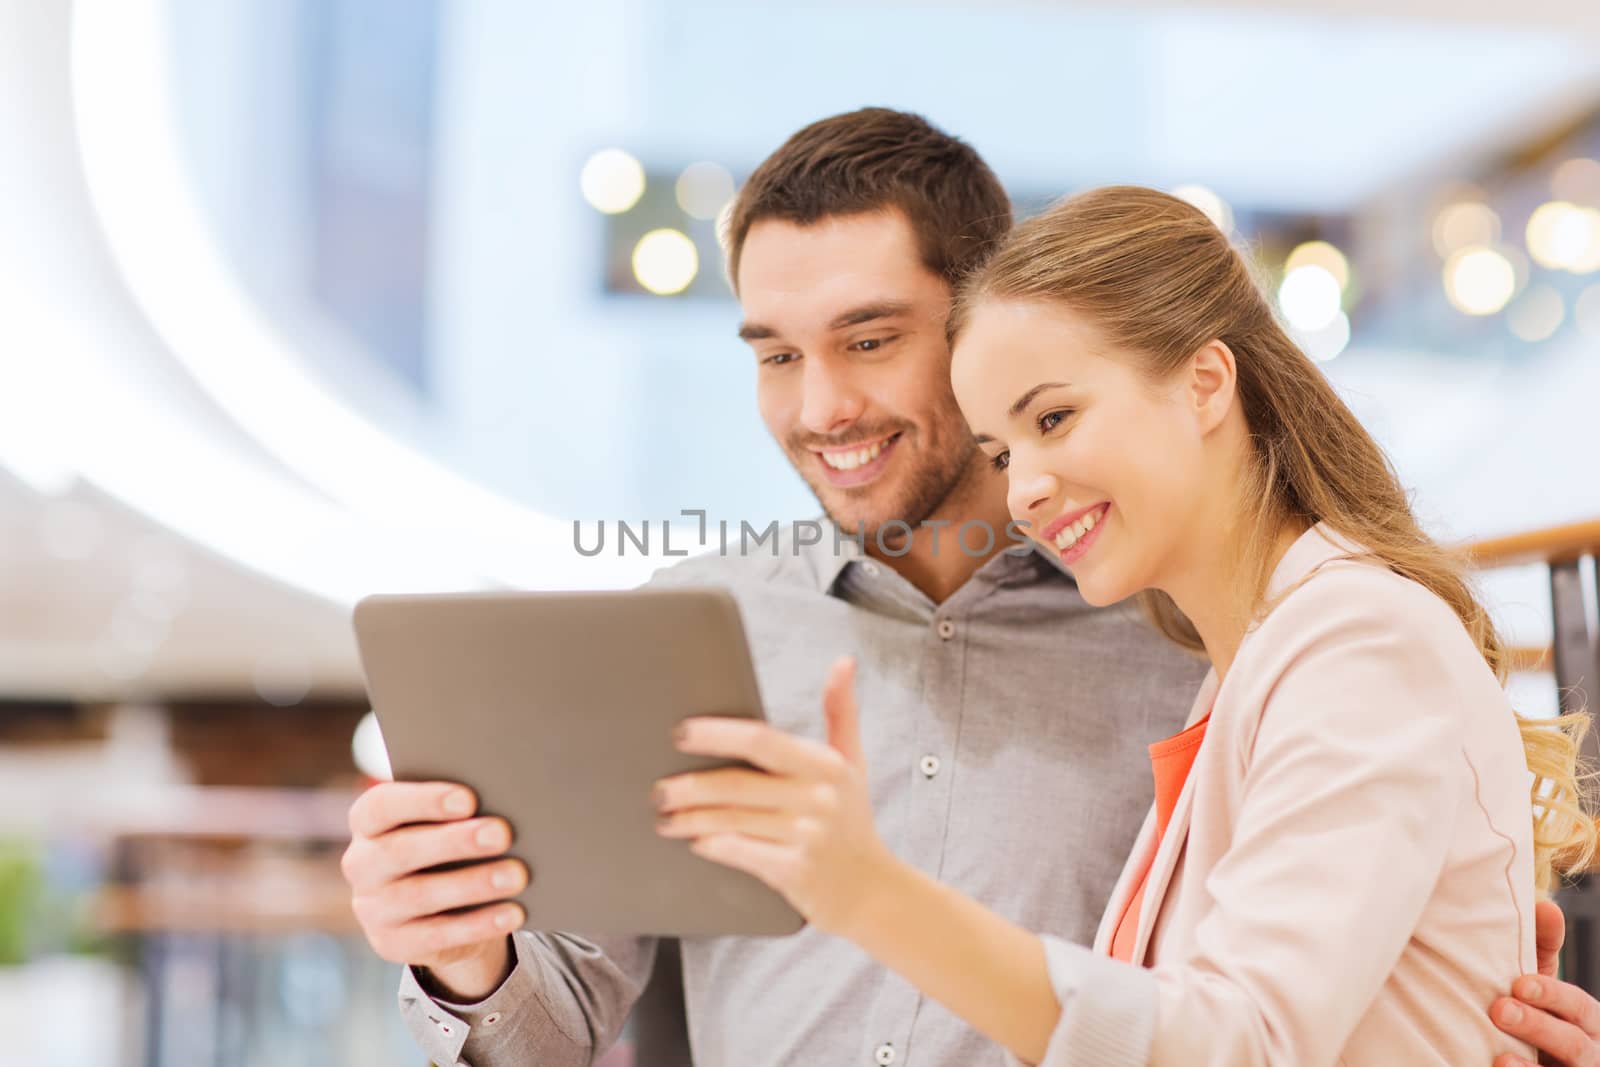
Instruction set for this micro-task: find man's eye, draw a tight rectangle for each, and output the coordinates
[762,352,799,366]
[850,336,897,353]
[989,450,1010,472]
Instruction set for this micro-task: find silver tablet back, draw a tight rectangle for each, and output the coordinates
[353,587,805,938]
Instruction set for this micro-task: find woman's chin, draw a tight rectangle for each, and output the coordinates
[1067,565,1132,607]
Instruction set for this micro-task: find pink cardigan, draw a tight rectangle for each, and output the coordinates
[1025,524,1537,1066]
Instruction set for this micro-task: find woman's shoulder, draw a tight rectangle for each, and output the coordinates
[1258,544,1469,652]
[1236,545,1498,709]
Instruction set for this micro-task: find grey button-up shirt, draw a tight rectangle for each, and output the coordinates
[399,521,1207,1065]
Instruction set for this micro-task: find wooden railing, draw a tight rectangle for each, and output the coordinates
[1462,519,1600,681]
[1464,517,1600,992]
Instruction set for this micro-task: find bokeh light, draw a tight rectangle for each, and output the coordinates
[1285,240,1351,291]
[1432,201,1501,258]
[1525,201,1600,271]
[1292,310,1351,363]
[1506,284,1565,343]
[676,161,736,220]
[1443,246,1516,315]
[580,148,646,214]
[1278,264,1344,332]
[1170,184,1233,233]
[632,229,699,295]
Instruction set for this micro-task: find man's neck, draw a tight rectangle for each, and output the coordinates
[867,478,1015,605]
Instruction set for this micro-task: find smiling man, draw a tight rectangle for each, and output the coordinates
[339,108,1600,1067]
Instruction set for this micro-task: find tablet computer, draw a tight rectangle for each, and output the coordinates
[352,587,805,938]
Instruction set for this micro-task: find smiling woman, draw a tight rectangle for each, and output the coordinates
[931,184,1598,1066]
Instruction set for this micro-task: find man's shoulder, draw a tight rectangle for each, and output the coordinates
[642,518,844,594]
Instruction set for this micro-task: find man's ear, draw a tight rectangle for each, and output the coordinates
[1188,339,1238,434]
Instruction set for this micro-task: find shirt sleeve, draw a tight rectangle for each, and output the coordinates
[398,930,658,1066]
[1020,587,1467,1067]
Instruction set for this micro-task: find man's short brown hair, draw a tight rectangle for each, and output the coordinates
[724,107,1012,292]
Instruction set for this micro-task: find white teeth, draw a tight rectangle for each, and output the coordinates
[1052,507,1105,551]
[822,439,887,470]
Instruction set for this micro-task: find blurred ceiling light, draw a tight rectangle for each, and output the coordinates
[1278,265,1343,332]
[1170,184,1233,233]
[633,229,699,295]
[580,148,646,215]
[1291,310,1351,363]
[0,311,80,494]
[676,162,735,221]
[1552,158,1600,205]
[1571,226,1600,274]
[1432,201,1500,258]
[1525,201,1600,271]
[1443,246,1516,316]
[1506,284,1565,343]
[71,0,651,601]
[351,710,393,781]
[1575,284,1600,340]
[1285,240,1350,291]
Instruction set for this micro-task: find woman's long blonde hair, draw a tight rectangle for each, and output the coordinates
[952,185,1594,894]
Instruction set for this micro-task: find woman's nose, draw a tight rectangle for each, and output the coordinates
[1006,463,1056,522]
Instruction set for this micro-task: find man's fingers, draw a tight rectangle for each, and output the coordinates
[1492,995,1597,1067]
[369,902,525,965]
[1514,973,1600,1040]
[342,816,512,891]
[355,858,529,929]
[349,781,477,839]
[1536,899,1568,978]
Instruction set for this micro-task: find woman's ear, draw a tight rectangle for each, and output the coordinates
[1188,339,1238,434]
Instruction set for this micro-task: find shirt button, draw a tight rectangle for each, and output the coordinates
[860,561,880,578]
[936,618,955,640]
[919,754,941,778]
[437,1021,453,1036]
[875,1043,896,1065]
[483,1012,502,1025]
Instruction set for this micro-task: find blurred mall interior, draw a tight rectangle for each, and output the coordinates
[4,0,1600,1063]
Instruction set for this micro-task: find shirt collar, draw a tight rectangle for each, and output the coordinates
[807,518,1071,595]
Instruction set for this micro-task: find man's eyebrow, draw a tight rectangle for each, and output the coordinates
[1008,381,1071,418]
[828,300,914,331]
[737,300,916,342]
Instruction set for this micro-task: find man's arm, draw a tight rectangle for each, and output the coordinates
[1491,898,1600,1067]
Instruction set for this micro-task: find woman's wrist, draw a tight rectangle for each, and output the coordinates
[831,850,922,948]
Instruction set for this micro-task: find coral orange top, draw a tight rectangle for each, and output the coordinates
[1108,711,1212,963]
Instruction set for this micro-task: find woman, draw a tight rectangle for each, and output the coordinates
[654,186,1594,1065]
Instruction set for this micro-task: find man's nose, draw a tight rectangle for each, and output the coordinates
[799,359,867,436]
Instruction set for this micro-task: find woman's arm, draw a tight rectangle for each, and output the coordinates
[845,857,1060,1063]
[653,656,1065,1061]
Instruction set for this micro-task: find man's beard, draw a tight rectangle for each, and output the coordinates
[791,415,983,544]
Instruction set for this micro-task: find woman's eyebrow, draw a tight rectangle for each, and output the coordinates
[1007,381,1072,418]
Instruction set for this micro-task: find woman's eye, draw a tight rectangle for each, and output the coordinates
[989,450,1010,472]
[1038,408,1073,433]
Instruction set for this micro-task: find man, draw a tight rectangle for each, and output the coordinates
[340,108,1600,1066]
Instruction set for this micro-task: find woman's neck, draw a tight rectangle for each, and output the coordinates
[1165,516,1309,681]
